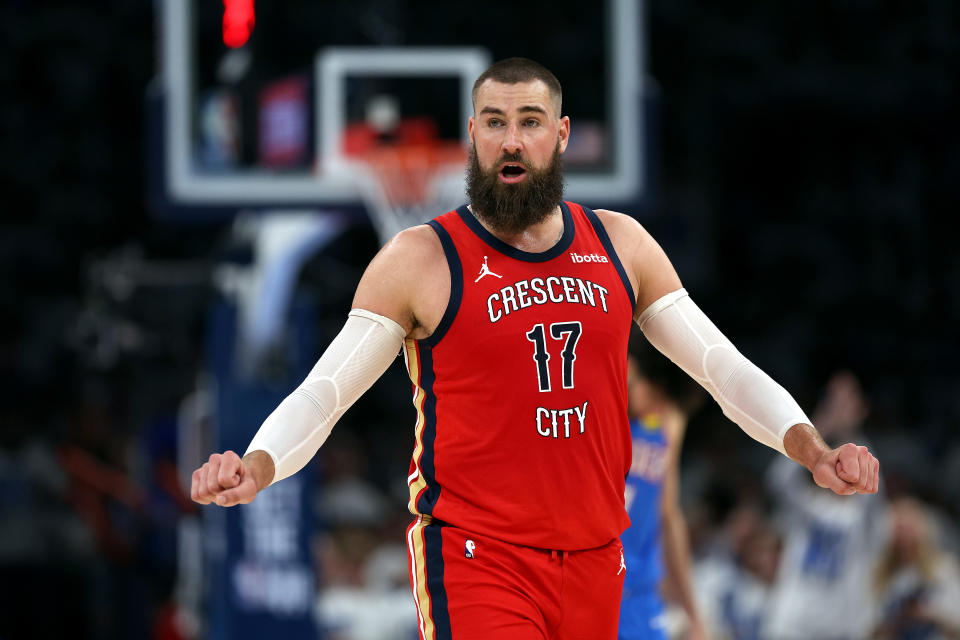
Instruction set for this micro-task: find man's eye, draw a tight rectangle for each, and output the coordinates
[488,119,503,127]
[524,119,540,127]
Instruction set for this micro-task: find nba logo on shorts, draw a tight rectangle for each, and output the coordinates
[465,540,476,559]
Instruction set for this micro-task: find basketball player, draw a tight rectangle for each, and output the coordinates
[191,58,880,639]
[620,334,706,640]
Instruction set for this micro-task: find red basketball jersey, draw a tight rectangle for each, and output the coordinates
[404,202,635,550]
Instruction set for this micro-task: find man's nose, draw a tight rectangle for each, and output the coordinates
[501,124,523,155]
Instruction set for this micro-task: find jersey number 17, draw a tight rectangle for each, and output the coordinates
[526,321,582,392]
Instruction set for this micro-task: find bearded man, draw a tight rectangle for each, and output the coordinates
[190,57,879,640]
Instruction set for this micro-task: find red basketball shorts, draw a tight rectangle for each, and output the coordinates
[406,516,626,639]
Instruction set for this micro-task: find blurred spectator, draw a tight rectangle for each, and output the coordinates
[718,521,782,640]
[873,497,960,640]
[620,333,707,639]
[692,500,771,640]
[762,371,885,640]
[314,433,418,640]
[0,430,97,638]
[315,537,416,640]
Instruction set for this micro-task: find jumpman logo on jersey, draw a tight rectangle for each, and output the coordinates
[474,256,503,283]
[618,548,626,575]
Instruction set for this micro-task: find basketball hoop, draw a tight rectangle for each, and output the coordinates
[353,142,467,244]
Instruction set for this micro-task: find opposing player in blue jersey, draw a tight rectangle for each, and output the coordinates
[621,331,707,640]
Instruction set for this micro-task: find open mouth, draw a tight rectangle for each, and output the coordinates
[499,163,528,183]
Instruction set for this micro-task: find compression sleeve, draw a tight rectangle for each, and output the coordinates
[245,308,406,484]
[638,289,811,456]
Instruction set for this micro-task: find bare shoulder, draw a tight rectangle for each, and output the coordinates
[378,223,446,269]
[593,208,654,246]
[592,209,683,317]
[352,223,450,338]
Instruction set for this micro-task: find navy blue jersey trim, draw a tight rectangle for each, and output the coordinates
[415,345,442,516]
[425,220,463,347]
[423,523,452,639]
[455,202,575,263]
[582,206,636,312]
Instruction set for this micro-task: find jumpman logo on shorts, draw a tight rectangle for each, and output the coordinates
[618,548,626,575]
[475,256,503,283]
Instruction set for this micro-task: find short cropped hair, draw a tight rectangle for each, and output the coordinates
[471,57,563,115]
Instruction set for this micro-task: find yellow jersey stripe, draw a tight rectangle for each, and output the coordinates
[406,515,436,639]
[405,338,429,514]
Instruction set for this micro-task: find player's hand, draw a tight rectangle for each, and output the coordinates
[190,450,259,507]
[812,443,879,495]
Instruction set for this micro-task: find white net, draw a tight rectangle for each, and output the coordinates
[352,143,468,244]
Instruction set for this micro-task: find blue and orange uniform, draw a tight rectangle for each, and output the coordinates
[403,202,636,639]
[619,416,670,640]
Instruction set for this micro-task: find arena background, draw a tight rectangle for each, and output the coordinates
[1,1,959,638]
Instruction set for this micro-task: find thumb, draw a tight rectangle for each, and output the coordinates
[813,448,857,496]
[835,443,861,484]
[214,476,259,507]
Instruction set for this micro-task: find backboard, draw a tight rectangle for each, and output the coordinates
[153,0,648,217]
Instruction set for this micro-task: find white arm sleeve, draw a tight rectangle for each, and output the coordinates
[245,308,406,485]
[638,288,811,456]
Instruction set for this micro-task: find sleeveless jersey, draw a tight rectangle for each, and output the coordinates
[403,202,635,550]
[622,416,669,592]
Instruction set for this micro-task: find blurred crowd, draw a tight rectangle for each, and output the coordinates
[683,371,960,640]
[0,385,195,638]
[4,358,959,640]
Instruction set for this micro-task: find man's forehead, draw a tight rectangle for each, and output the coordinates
[474,79,558,114]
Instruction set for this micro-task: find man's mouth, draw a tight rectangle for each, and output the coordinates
[498,163,528,184]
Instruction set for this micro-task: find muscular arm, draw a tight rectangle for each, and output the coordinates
[596,209,879,495]
[192,225,449,506]
[351,224,449,340]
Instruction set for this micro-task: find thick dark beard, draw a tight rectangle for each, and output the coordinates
[465,144,565,235]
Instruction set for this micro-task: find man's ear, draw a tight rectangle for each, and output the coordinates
[557,116,570,154]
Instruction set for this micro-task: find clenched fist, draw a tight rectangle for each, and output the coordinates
[813,442,880,496]
[784,423,880,496]
[190,450,274,507]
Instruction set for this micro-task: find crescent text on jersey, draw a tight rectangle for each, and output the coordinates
[486,276,611,323]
